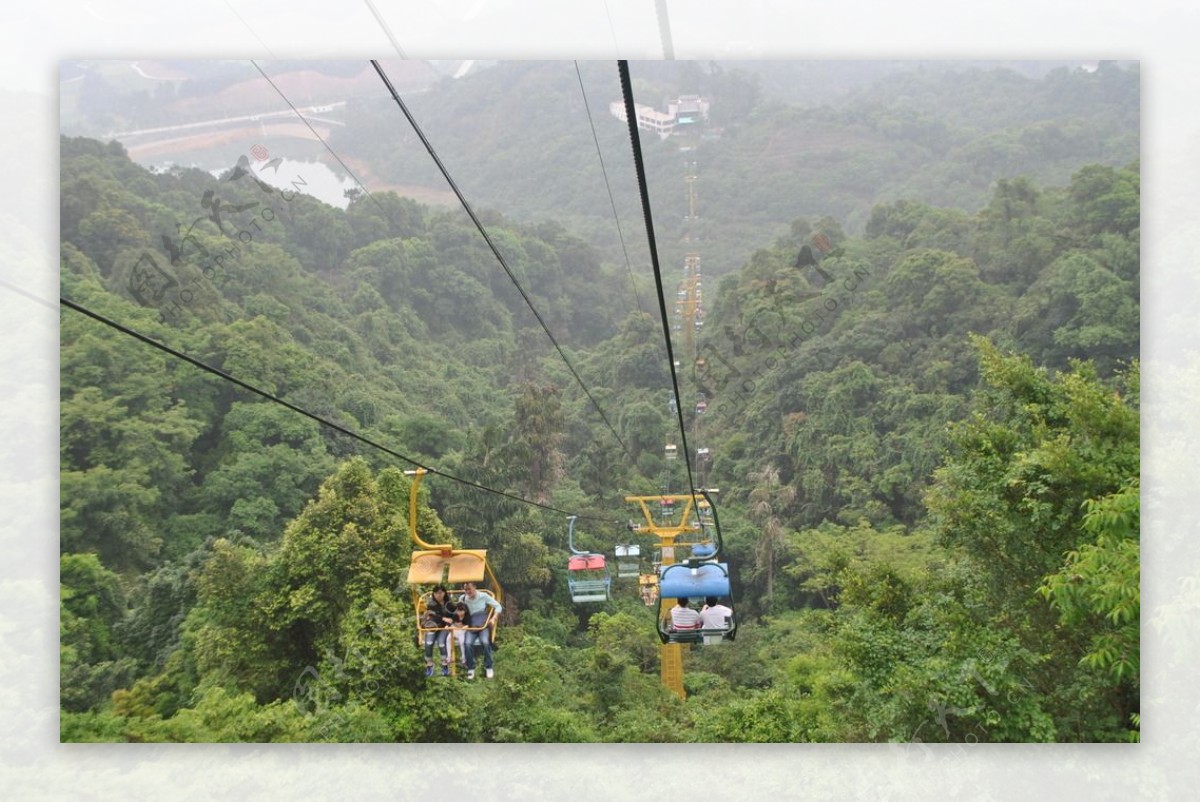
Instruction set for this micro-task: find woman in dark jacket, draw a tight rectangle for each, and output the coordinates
[421,585,454,676]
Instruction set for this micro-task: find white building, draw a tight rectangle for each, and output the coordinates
[610,95,710,140]
[667,95,710,125]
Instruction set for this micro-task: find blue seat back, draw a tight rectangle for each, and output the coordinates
[659,562,730,599]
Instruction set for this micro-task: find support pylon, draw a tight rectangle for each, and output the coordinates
[661,642,685,698]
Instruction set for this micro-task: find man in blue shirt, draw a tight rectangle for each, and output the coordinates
[458,581,503,679]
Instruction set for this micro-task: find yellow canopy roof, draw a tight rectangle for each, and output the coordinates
[407,549,489,585]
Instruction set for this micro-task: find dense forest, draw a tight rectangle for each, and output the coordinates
[59,60,1139,743]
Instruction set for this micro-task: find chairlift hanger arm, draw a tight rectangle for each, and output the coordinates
[699,487,723,558]
[567,514,587,556]
[403,468,453,552]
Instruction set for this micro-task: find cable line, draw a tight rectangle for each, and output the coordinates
[249,61,634,498]
[362,0,408,59]
[223,1,279,60]
[60,295,614,524]
[0,275,56,312]
[617,59,698,498]
[654,0,676,60]
[369,58,636,465]
[574,59,644,316]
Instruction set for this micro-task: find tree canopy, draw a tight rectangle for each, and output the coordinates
[59,59,1139,743]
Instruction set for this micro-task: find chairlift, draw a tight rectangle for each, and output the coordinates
[615,542,642,579]
[566,516,611,604]
[659,564,734,645]
[403,469,503,675]
[655,489,736,646]
[665,444,678,460]
[639,573,660,606]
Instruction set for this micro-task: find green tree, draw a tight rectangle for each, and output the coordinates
[1067,162,1139,238]
[925,338,1138,740]
[512,382,566,503]
[75,207,150,274]
[60,310,205,571]
[199,402,336,540]
[926,338,1138,608]
[1012,251,1139,372]
[747,464,796,612]
[60,553,137,712]
[1039,479,1139,736]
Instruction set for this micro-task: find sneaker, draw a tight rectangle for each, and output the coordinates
[441,665,450,676]
[424,666,434,677]
[485,668,494,679]
[466,669,475,680]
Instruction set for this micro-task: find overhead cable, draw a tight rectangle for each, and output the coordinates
[370,58,635,465]
[362,0,408,59]
[574,60,644,316]
[616,59,698,498]
[249,59,401,228]
[60,295,614,524]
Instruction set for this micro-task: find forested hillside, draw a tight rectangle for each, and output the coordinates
[331,60,1137,280]
[59,60,1139,743]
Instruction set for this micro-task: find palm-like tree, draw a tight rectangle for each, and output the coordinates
[748,464,796,609]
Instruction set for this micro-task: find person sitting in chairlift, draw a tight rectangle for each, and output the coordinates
[448,602,471,674]
[700,596,733,630]
[458,581,502,680]
[420,585,454,677]
[669,597,703,631]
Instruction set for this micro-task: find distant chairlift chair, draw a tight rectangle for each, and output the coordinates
[615,542,642,579]
[566,516,611,604]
